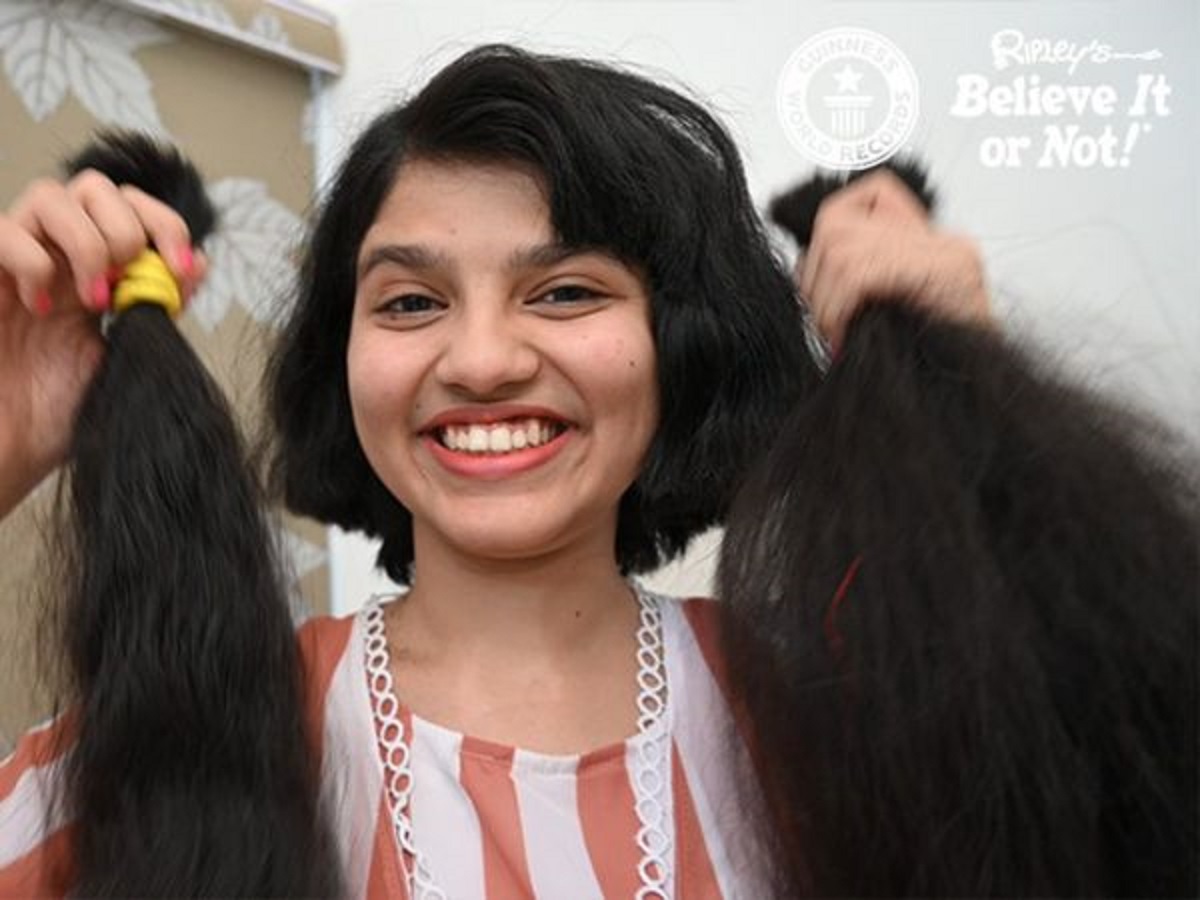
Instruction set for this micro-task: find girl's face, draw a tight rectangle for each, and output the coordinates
[347,160,659,566]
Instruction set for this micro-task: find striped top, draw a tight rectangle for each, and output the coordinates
[1,595,768,898]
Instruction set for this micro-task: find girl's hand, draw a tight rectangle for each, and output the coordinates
[0,169,202,516]
[797,168,990,355]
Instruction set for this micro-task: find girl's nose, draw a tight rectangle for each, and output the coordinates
[433,300,540,397]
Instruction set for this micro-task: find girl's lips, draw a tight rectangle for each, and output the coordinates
[422,427,572,480]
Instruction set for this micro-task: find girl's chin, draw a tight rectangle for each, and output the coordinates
[417,516,595,568]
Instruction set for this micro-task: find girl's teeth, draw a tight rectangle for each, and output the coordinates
[468,426,489,452]
[441,419,561,454]
[489,428,512,452]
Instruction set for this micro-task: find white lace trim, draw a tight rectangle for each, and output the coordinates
[364,602,446,899]
[632,592,672,899]
[362,584,674,899]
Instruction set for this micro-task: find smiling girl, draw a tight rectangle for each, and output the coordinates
[256,52,825,895]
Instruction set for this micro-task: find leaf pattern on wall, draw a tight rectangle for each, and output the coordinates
[190,177,303,331]
[141,0,236,29]
[0,0,170,130]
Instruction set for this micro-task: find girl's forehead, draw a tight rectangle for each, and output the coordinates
[365,158,649,288]
[363,160,549,243]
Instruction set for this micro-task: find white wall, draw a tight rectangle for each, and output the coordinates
[306,1,1198,614]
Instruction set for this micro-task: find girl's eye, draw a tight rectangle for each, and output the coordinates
[380,294,442,315]
[535,285,602,306]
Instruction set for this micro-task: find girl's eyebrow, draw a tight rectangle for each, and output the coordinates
[507,242,584,270]
[357,244,451,279]
[358,242,615,280]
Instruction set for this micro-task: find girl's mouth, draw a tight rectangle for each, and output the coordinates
[434,417,568,455]
[422,416,574,479]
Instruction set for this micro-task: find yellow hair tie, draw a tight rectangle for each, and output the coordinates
[112,249,183,319]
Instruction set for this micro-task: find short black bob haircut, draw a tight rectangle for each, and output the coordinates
[268,44,817,582]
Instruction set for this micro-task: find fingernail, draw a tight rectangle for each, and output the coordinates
[175,245,194,278]
[34,291,52,318]
[90,275,111,312]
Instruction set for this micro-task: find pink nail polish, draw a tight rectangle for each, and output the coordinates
[34,291,53,318]
[175,245,194,278]
[90,275,111,312]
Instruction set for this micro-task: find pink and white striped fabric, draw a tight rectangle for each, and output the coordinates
[1,595,769,898]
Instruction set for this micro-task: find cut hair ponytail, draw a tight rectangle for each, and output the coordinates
[47,133,338,896]
[719,162,1199,897]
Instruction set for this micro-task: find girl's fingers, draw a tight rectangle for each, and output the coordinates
[9,178,111,312]
[72,175,198,297]
[805,223,889,349]
[824,168,930,226]
[808,229,991,355]
[118,185,195,283]
[799,168,988,354]
[0,214,57,313]
[809,237,875,352]
[182,250,209,305]
[68,170,150,269]
[7,171,197,316]
[67,170,195,282]
[799,168,932,321]
[798,214,846,302]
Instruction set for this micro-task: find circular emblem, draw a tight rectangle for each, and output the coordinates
[776,27,920,170]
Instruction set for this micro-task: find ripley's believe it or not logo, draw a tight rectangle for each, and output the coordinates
[777,27,919,170]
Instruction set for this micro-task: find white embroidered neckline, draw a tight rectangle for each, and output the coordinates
[362,584,675,899]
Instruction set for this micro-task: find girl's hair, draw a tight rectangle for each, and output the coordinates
[267,43,819,583]
[719,162,1199,896]
[48,133,338,896]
